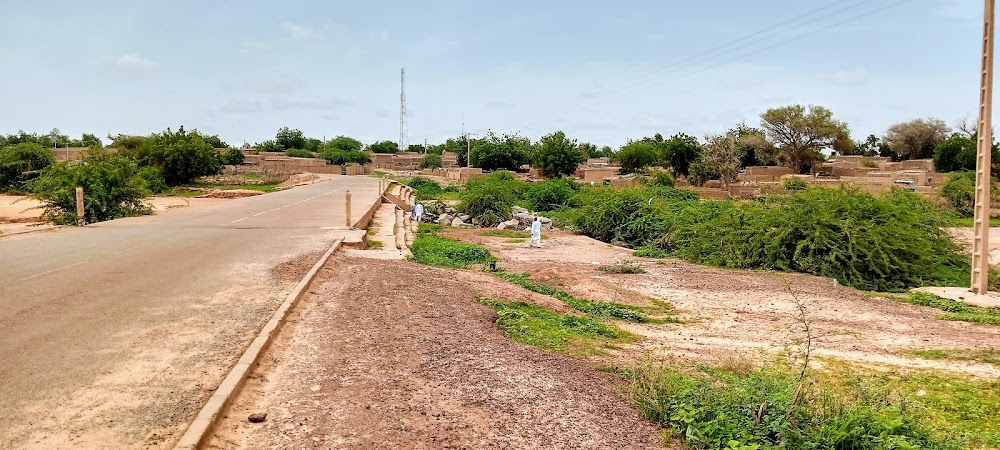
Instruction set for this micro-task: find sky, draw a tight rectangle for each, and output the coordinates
[0,0,991,148]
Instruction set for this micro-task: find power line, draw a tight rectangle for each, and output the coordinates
[522,0,875,124]
[527,0,913,127]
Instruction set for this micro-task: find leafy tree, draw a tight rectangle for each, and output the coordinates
[202,134,228,148]
[220,148,245,165]
[472,132,532,171]
[77,133,103,148]
[108,134,149,153]
[419,154,443,169]
[324,151,371,165]
[940,172,979,217]
[533,131,584,178]
[368,140,399,154]
[145,127,222,185]
[324,136,363,153]
[662,133,701,177]
[31,151,151,224]
[0,143,55,192]
[285,149,315,158]
[426,144,445,155]
[760,105,850,173]
[450,136,473,166]
[933,132,1000,175]
[255,140,283,153]
[883,118,950,160]
[851,134,887,157]
[407,144,425,152]
[597,145,615,158]
[275,127,307,150]
[700,132,743,189]
[459,171,521,226]
[303,138,322,153]
[524,177,578,212]
[687,161,719,187]
[615,140,659,174]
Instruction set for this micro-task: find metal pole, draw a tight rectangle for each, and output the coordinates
[972,0,995,294]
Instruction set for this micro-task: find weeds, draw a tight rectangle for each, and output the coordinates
[905,348,1000,366]
[482,230,530,238]
[493,271,651,323]
[900,292,1000,326]
[596,261,646,274]
[480,299,632,355]
[409,231,495,269]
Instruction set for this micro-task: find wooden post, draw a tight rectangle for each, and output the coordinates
[75,187,84,226]
[972,0,995,294]
[345,189,352,228]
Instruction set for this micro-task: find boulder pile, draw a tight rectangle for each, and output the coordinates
[414,201,552,231]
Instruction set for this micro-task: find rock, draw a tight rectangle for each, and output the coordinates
[445,207,457,214]
[248,412,267,423]
[539,217,552,224]
[471,218,481,226]
[458,214,471,222]
[497,222,509,230]
[541,223,552,231]
[451,217,466,227]
[437,214,452,226]
[513,206,529,214]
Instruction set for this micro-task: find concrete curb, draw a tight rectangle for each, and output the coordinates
[172,237,345,450]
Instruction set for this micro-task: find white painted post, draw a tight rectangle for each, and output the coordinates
[345,189,352,228]
[75,187,84,226]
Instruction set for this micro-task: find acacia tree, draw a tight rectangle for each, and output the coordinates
[533,131,584,178]
[368,140,399,154]
[883,118,950,160]
[662,133,700,177]
[324,136,363,153]
[760,105,850,173]
[615,140,659,174]
[700,132,743,189]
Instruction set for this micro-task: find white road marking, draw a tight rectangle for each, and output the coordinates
[19,260,90,282]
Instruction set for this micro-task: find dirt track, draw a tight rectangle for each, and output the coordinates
[209,256,665,449]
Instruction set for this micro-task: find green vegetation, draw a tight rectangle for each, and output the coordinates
[145,126,223,185]
[418,153,442,169]
[31,151,151,224]
[458,171,521,226]
[899,292,1000,325]
[400,176,459,201]
[523,177,577,212]
[367,240,384,248]
[471,132,532,171]
[626,361,965,449]
[494,271,651,323]
[220,148,244,165]
[482,230,529,238]
[284,148,315,158]
[409,224,496,269]
[368,140,399,154]
[783,178,807,191]
[533,131,585,178]
[596,261,646,274]
[480,299,632,355]
[905,348,1000,366]
[0,142,55,192]
[322,150,370,165]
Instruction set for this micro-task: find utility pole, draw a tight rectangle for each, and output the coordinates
[463,133,478,168]
[972,0,995,294]
[399,68,408,154]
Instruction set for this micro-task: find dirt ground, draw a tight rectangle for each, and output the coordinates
[443,228,1000,378]
[209,256,665,449]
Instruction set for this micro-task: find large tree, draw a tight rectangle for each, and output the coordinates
[760,105,850,173]
[533,131,584,178]
[472,132,532,171]
[700,132,743,189]
[275,127,307,150]
[662,133,701,177]
[324,136,363,153]
[615,140,659,174]
[368,140,399,154]
[882,118,949,160]
[145,127,222,185]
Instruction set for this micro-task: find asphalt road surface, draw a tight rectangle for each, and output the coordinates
[0,175,381,449]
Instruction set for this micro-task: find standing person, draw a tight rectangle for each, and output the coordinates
[529,217,542,248]
[413,203,424,223]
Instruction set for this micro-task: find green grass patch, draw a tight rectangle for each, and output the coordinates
[367,240,383,248]
[480,298,633,355]
[626,361,972,450]
[504,238,527,244]
[596,261,646,274]
[494,271,652,323]
[905,348,1000,366]
[409,223,496,269]
[900,292,1000,326]
[482,230,529,238]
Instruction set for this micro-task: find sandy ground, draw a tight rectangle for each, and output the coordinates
[209,256,665,449]
[948,227,1000,264]
[444,229,1000,378]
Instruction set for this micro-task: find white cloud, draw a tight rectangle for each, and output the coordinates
[95,53,156,71]
[281,22,318,40]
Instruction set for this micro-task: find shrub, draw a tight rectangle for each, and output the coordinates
[139,166,169,194]
[459,171,524,226]
[322,150,371,165]
[938,171,997,217]
[285,148,315,158]
[860,157,879,168]
[472,132,531,171]
[614,140,659,175]
[524,178,577,212]
[571,185,699,245]
[146,127,222,185]
[628,363,954,449]
[0,142,55,192]
[255,140,283,153]
[409,226,496,268]
[480,299,629,354]
[403,177,447,200]
[687,161,719,186]
[419,154,443,169]
[645,170,675,187]
[784,178,808,191]
[31,153,151,224]
[220,148,245,165]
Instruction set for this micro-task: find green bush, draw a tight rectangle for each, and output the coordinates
[419,154,443,169]
[524,178,577,212]
[459,171,524,226]
[645,171,675,187]
[573,185,967,292]
[220,148,245,165]
[0,142,55,192]
[481,299,629,354]
[403,177,447,201]
[628,363,955,450]
[31,152,151,224]
[409,226,496,268]
[285,149,315,158]
[784,178,808,191]
[322,150,371,165]
[139,166,169,194]
[938,171,999,218]
[146,127,222,185]
[533,131,585,178]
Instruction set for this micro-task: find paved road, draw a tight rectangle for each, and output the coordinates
[0,175,381,449]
